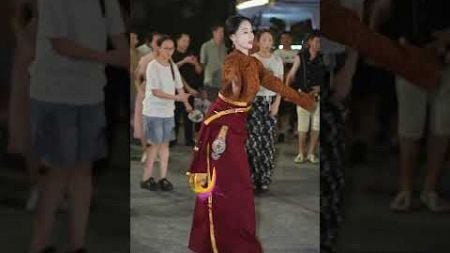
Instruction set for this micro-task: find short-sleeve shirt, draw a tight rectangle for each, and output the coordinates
[252,53,284,97]
[30,0,125,105]
[143,59,183,118]
[200,39,227,88]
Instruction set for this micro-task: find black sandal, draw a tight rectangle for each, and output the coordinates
[140,177,158,191]
[159,178,174,191]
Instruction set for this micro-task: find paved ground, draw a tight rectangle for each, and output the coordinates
[336,144,450,253]
[130,137,320,253]
[0,123,130,253]
[2,123,448,253]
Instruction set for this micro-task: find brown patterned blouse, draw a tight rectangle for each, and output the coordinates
[220,50,316,111]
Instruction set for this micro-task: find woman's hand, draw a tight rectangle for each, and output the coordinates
[176,93,191,103]
[184,102,193,113]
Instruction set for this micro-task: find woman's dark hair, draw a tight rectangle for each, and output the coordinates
[156,34,173,47]
[302,29,321,47]
[224,15,253,49]
[211,24,223,33]
[175,32,190,41]
[156,34,176,81]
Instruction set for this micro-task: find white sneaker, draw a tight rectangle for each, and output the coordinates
[294,154,305,163]
[420,191,450,212]
[390,191,412,212]
[307,154,319,164]
[25,187,39,211]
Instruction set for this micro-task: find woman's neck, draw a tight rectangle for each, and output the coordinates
[157,57,170,65]
[257,49,271,58]
[309,48,318,59]
[235,45,249,55]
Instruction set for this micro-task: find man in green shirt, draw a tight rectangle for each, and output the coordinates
[200,24,227,100]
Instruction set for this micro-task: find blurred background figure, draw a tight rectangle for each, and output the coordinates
[200,24,227,101]
[26,0,127,252]
[173,32,203,147]
[286,30,323,164]
[246,29,283,192]
[7,0,40,212]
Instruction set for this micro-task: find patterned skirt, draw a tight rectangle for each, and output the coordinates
[320,99,347,253]
[245,96,277,187]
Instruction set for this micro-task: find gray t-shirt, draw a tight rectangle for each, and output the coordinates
[200,39,227,88]
[30,0,125,105]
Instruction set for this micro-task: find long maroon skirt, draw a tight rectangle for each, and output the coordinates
[188,95,263,253]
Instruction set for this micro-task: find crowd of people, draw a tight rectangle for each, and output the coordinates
[130,24,324,193]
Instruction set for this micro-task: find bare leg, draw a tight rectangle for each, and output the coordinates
[143,144,159,181]
[398,137,419,192]
[424,135,449,191]
[30,166,70,252]
[159,143,170,179]
[68,162,93,251]
[308,130,320,156]
[298,132,307,156]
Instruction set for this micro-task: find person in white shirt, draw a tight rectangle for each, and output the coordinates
[246,29,283,192]
[273,31,299,141]
[28,0,127,252]
[134,32,161,163]
[140,35,192,192]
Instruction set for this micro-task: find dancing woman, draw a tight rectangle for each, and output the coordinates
[187,15,317,253]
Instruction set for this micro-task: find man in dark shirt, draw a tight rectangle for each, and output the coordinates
[172,33,203,146]
[286,30,325,164]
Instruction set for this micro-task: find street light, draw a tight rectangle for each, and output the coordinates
[236,0,270,10]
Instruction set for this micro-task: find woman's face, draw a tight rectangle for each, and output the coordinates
[159,40,175,60]
[177,34,190,51]
[258,32,273,51]
[309,37,320,52]
[230,20,254,51]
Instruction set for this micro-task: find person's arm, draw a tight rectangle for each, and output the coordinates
[270,57,284,116]
[257,59,315,111]
[150,86,188,101]
[199,43,207,70]
[321,0,441,89]
[192,55,203,74]
[176,56,189,67]
[47,0,127,68]
[285,54,300,87]
[330,49,359,104]
[182,78,199,96]
[174,64,192,111]
[50,38,109,63]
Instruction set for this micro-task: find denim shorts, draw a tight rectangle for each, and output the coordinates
[143,116,175,144]
[31,99,107,168]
